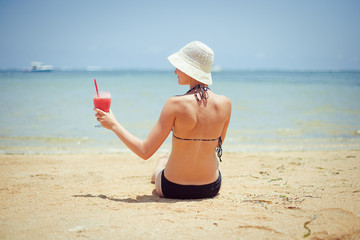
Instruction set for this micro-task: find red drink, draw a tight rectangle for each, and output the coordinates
[94,91,111,112]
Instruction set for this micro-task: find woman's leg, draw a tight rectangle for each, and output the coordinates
[151,154,168,183]
[155,170,164,197]
[151,154,168,197]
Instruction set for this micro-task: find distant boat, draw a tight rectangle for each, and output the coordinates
[24,62,54,72]
[212,65,222,72]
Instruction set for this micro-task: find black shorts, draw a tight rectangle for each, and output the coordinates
[161,170,221,199]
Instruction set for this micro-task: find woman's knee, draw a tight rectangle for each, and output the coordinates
[155,170,164,197]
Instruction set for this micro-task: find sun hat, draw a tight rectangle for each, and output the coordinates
[167,41,214,85]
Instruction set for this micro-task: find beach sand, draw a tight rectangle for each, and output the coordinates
[1,150,359,239]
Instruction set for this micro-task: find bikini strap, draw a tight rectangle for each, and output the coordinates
[186,85,210,102]
[173,133,223,162]
[172,133,218,142]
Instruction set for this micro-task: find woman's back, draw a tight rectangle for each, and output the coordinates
[165,90,231,185]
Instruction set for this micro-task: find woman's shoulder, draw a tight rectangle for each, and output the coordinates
[162,95,188,111]
[217,93,231,103]
[166,94,192,105]
[167,93,231,105]
[212,92,232,107]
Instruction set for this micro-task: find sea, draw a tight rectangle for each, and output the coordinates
[0,70,359,154]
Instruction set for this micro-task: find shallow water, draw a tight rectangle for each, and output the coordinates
[1,70,359,154]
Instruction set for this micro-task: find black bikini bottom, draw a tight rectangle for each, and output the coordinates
[161,170,221,199]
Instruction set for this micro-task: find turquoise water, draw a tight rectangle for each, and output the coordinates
[0,70,359,154]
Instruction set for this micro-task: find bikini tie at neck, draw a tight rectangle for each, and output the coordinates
[186,85,210,102]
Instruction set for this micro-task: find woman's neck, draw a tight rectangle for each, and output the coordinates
[189,79,207,89]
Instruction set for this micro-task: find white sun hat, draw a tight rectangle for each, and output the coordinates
[167,41,214,85]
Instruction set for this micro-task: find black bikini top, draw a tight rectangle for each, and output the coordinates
[173,84,223,162]
[173,84,222,162]
[173,133,223,162]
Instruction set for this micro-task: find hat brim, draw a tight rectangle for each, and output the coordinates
[168,53,212,85]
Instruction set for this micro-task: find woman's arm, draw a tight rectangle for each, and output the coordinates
[94,98,175,160]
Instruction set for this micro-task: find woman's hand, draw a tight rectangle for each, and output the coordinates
[94,108,118,130]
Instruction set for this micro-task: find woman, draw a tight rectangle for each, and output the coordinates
[95,41,231,199]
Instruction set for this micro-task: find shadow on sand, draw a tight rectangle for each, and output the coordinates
[72,191,206,203]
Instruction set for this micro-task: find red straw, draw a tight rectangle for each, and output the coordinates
[94,78,99,97]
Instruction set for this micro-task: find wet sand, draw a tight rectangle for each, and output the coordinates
[1,150,359,239]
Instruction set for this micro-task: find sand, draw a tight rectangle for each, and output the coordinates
[1,150,360,239]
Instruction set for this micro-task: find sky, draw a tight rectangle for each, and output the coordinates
[0,0,360,70]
